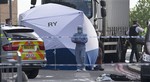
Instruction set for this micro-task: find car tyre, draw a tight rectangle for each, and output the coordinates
[24,69,39,79]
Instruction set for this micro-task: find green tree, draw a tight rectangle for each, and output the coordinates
[130,0,150,34]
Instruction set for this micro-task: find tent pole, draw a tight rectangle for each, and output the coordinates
[53,48,57,70]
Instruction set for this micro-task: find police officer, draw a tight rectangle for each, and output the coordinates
[71,25,88,71]
[94,40,104,71]
[128,21,144,63]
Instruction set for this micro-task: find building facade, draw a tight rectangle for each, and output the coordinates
[0,0,17,25]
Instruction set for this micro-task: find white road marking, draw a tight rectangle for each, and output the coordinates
[74,72,91,78]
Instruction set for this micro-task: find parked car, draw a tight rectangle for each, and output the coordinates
[1,26,47,79]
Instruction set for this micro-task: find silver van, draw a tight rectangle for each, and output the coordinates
[141,21,150,82]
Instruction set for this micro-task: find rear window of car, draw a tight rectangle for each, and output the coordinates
[3,29,38,40]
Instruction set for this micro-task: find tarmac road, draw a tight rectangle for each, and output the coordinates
[1,49,141,82]
[28,64,140,82]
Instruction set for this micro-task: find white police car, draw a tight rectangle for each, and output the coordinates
[1,25,46,79]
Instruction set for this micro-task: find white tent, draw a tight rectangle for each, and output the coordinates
[19,3,98,67]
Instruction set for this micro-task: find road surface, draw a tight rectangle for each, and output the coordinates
[28,64,140,82]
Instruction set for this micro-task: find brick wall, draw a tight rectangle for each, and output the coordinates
[0,0,17,25]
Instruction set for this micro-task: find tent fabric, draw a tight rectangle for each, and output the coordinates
[19,3,99,67]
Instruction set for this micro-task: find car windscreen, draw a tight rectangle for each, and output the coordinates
[3,29,38,40]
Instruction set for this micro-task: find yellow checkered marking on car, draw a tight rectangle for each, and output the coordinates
[12,41,45,60]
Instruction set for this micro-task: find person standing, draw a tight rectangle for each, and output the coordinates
[128,21,144,63]
[94,40,104,71]
[120,38,130,62]
[71,25,88,71]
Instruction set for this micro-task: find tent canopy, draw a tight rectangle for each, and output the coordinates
[19,3,99,66]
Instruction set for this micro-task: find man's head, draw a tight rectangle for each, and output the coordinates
[77,25,83,34]
[5,18,12,25]
[133,20,138,25]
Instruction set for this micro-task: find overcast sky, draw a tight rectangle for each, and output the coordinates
[18,0,139,15]
[130,0,139,8]
[18,0,40,15]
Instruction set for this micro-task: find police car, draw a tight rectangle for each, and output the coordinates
[141,21,150,82]
[1,25,46,79]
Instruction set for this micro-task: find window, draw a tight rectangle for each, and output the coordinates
[42,0,92,18]
[4,29,38,40]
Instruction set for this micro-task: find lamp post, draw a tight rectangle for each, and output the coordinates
[9,0,12,25]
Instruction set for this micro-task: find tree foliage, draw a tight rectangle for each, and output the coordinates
[130,0,150,29]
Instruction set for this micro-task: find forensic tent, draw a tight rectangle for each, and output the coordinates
[19,3,98,69]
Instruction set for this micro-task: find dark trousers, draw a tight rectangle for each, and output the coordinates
[120,45,128,62]
[130,41,140,62]
[120,39,129,62]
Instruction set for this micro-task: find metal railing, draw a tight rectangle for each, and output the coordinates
[106,27,128,36]
[0,51,23,82]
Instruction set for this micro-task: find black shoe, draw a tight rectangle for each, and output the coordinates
[94,66,104,71]
[99,67,104,71]
[129,61,135,63]
[93,66,99,70]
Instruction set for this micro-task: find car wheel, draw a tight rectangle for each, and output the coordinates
[24,69,39,79]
